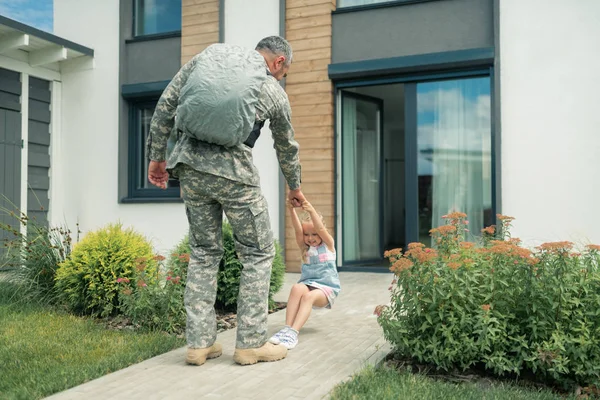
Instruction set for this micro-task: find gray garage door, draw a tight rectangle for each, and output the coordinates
[0,68,22,261]
[27,77,51,227]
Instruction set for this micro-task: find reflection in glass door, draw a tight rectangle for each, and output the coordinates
[341,92,382,263]
[415,77,493,244]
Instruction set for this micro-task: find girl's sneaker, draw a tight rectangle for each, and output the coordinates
[278,329,299,350]
[268,327,290,345]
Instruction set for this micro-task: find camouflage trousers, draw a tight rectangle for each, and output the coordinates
[177,164,275,350]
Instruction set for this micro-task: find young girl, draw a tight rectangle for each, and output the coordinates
[269,200,341,349]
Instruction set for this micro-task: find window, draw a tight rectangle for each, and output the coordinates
[340,92,383,263]
[337,74,493,264]
[134,0,181,37]
[128,100,180,200]
[416,77,493,245]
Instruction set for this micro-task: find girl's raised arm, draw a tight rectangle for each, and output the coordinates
[302,201,334,252]
[288,200,306,251]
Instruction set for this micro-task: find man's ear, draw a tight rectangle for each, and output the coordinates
[276,55,286,68]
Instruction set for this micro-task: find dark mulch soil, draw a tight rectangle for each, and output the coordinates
[216,301,287,333]
[104,301,288,337]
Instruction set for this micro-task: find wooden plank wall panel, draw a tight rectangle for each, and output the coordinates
[285,0,336,271]
[181,0,219,65]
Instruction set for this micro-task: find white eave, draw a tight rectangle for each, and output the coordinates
[0,15,94,74]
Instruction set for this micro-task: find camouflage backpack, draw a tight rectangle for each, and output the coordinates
[176,43,268,148]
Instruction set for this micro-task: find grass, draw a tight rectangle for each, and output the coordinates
[0,282,185,400]
[329,365,575,400]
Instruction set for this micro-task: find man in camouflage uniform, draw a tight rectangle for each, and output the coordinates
[146,36,305,366]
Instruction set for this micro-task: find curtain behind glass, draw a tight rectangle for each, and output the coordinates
[356,104,381,259]
[342,96,359,261]
[342,95,382,262]
[417,77,492,241]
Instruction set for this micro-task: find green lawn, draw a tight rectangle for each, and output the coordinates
[0,282,185,400]
[330,365,573,400]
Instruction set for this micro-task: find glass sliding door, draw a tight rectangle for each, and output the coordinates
[415,76,493,244]
[341,92,383,263]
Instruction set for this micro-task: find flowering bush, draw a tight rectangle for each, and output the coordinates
[377,212,600,389]
[117,254,186,334]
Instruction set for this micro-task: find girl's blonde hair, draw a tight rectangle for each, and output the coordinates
[299,210,326,227]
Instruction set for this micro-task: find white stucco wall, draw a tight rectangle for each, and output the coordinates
[500,0,600,246]
[54,0,187,254]
[224,0,282,241]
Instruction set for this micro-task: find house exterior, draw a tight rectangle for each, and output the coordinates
[0,14,93,258]
[1,0,599,272]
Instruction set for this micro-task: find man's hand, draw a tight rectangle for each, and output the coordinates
[148,161,169,189]
[288,188,305,208]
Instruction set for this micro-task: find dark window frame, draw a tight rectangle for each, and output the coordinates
[123,98,182,203]
[339,91,385,266]
[333,0,443,14]
[132,0,182,39]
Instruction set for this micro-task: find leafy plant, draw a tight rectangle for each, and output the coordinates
[376,212,600,389]
[270,240,286,305]
[116,221,286,333]
[117,254,186,334]
[0,209,76,304]
[220,222,286,310]
[55,223,157,318]
[171,222,286,312]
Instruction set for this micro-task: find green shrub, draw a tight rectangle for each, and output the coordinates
[0,210,75,304]
[55,223,157,318]
[171,222,286,312]
[377,212,600,389]
[270,240,286,304]
[221,222,286,310]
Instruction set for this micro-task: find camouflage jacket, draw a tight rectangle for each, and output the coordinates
[145,50,302,190]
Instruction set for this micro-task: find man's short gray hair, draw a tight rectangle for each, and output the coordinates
[255,36,293,66]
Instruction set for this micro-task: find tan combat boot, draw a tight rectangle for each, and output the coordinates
[233,342,287,365]
[185,342,223,366]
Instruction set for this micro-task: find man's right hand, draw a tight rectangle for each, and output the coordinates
[288,188,306,208]
[148,160,169,189]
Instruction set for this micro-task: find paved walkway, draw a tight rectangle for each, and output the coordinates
[46,271,394,400]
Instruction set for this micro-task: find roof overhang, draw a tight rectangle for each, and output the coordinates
[0,15,94,74]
